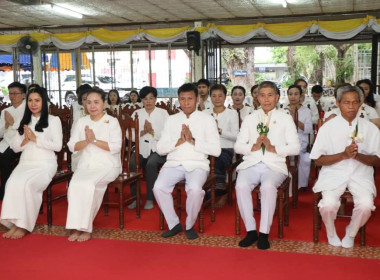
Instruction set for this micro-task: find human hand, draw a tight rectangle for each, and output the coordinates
[343,143,358,159]
[182,125,193,142]
[251,135,263,151]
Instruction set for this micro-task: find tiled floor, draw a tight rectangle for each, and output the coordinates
[1,224,379,260]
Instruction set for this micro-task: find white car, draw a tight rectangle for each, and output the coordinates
[61,74,116,91]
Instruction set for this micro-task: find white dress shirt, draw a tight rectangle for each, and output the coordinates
[303,97,319,124]
[131,107,169,158]
[234,108,300,175]
[0,101,25,153]
[157,110,221,172]
[310,116,380,196]
[68,114,122,173]
[204,108,239,149]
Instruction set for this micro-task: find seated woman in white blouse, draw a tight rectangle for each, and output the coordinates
[66,87,122,242]
[284,85,313,189]
[126,90,142,109]
[356,79,380,129]
[1,87,62,239]
[128,86,169,210]
[205,84,239,206]
[107,89,124,113]
[231,86,255,126]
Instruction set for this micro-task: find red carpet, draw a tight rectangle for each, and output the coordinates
[1,234,379,280]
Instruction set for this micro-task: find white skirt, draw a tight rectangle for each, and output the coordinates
[0,160,57,232]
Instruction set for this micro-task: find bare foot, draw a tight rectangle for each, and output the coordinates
[215,194,227,208]
[77,232,92,242]
[68,230,81,242]
[10,227,28,239]
[2,226,17,238]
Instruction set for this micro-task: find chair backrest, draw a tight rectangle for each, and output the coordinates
[118,113,140,175]
[49,105,73,173]
[156,100,175,115]
[121,104,138,117]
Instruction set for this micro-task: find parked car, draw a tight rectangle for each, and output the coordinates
[61,74,116,91]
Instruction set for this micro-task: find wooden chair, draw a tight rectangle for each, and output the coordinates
[235,159,291,239]
[313,191,366,246]
[103,113,142,229]
[159,157,217,233]
[225,156,242,206]
[121,104,140,116]
[156,100,175,115]
[43,105,74,226]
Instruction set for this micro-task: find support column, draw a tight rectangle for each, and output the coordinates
[371,34,379,93]
[192,21,203,82]
[33,47,42,86]
[74,48,82,88]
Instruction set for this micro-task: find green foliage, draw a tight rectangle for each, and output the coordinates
[254,73,267,84]
[270,46,287,63]
[222,48,246,65]
[358,43,372,50]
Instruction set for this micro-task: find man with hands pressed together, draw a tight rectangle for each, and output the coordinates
[153,83,221,240]
[234,81,300,250]
[310,85,380,248]
[0,82,26,200]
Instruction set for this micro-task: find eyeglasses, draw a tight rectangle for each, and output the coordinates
[9,92,23,96]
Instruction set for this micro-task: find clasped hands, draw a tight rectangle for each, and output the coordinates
[176,124,194,146]
[140,120,154,137]
[343,141,358,160]
[4,111,14,129]
[85,125,96,144]
[21,125,36,146]
[251,135,276,153]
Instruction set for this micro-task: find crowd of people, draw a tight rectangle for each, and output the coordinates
[0,78,379,250]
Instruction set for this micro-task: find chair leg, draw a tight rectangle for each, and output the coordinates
[292,174,298,209]
[47,185,53,227]
[104,189,109,216]
[199,209,204,233]
[278,190,284,239]
[313,193,321,243]
[211,179,215,222]
[360,225,366,246]
[227,170,233,206]
[235,201,241,235]
[119,186,124,229]
[284,185,289,227]
[136,182,141,219]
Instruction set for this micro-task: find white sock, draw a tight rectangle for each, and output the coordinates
[342,226,355,248]
[327,229,342,247]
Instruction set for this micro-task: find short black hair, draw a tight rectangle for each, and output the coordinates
[139,86,158,99]
[311,85,323,94]
[8,82,27,93]
[197,78,210,87]
[129,90,141,102]
[258,81,280,95]
[231,86,246,96]
[250,84,259,94]
[210,84,227,96]
[87,87,106,102]
[287,84,302,94]
[356,79,376,108]
[294,78,308,86]
[76,84,92,105]
[178,83,198,97]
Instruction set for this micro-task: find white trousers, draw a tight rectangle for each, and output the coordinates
[0,161,57,232]
[298,151,311,188]
[236,163,287,234]
[66,167,119,233]
[319,184,375,237]
[153,166,208,230]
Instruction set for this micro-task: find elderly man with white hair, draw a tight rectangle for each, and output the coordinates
[310,85,380,248]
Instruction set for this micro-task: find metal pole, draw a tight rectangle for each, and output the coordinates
[130,45,133,89]
[371,34,379,94]
[57,48,62,107]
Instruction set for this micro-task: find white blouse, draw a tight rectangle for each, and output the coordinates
[68,114,122,172]
[204,108,239,149]
[11,115,62,162]
[131,107,169,158]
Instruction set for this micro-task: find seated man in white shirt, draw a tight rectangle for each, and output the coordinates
[153,83,221,240]
[0,82,26,200]
[197,78,213,111]
[235,81,300,249]
[310,85,380,248]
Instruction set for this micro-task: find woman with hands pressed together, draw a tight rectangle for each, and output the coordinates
[66,87,122,242]
[0,87,62,239]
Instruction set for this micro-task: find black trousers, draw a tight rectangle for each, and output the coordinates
[0,147,20,200]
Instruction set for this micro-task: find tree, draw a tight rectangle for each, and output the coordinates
[222,47,255,91]
[333,43,353,84]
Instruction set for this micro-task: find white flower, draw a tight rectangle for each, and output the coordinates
[354,133,364,143]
